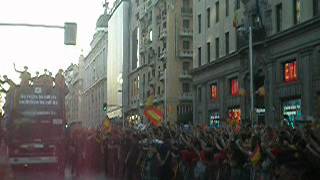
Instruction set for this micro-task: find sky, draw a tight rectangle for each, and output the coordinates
[0,0,115,84]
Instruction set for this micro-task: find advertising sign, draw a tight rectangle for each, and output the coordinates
[209,111,220,128]
[282,98,302,127]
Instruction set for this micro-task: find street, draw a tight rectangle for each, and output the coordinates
[11,166,108,180]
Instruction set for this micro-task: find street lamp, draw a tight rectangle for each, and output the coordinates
[238,26,254,128]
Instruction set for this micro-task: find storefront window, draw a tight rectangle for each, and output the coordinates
[228,108,241,126]
[209,111,220,128]
[210,83,218,101]
[231,78,240,96]
[284,60,298,82]
[282,98,302,128]
[256,108,266,123]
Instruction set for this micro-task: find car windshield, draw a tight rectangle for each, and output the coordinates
[1,0,320,180]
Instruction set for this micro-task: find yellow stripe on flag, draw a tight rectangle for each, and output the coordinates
[250,145,262,167]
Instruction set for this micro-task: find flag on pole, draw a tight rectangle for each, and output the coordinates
[144,107,163,127]
[250,145,262,167]
[145,95,154,108]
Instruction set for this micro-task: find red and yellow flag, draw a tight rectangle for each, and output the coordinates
[144,107,163,127]
[250,145,262,167]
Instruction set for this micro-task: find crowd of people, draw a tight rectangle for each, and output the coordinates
[68,120,320,180]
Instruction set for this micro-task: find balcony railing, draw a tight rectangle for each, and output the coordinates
[179,50,193,58]
[180,28,193,37]
[179,92,192,101]
[179,71,192,80]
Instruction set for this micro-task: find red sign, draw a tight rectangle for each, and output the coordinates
[231,79,239,96]
[210,84,218,100]
[284,61,297,82]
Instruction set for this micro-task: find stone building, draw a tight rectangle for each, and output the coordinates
[125,0,194,125]
[192,0,320,127]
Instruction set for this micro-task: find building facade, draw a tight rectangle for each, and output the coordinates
[65,63,83,125]
[125,0,194,126]
[81,12,109,128]
[192,0,320,127]
[107,0,130,123]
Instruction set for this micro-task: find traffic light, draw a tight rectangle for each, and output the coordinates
[103,103,107,112]
[64,22,77,45]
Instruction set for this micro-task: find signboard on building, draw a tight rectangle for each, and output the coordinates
[209,111,220,128]
[282,98,302,127]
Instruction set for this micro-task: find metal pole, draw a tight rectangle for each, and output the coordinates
[0,23,64,29]
[164,68,167,123]
[249,26,254,128]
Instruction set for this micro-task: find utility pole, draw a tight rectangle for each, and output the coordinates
[164,68,167,124]
[249,26,254,128]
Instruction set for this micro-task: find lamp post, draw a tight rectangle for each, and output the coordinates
[249,26,254,128]
[238,25,254,128]
[164,68,167,124]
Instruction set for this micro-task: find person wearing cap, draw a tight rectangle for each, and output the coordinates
[32,71,40,86]
[55,69,69,96]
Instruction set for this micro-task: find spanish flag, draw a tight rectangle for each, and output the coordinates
[250,145,262,167]
[144,107,163,127]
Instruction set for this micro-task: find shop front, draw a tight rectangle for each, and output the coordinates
[282,98,302,128]
[208,111,220,128]
[228,107,241,127]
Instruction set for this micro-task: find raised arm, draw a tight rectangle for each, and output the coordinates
[13,63,24,73]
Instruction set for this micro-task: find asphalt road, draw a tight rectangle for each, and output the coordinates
[12,167,108,180]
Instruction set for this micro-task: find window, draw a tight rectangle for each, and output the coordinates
[183,40,190,49]
[183,62,190,71]
[183,19,190,29]
[230,78,240,96]
[158,47,160,57]
[183,83,190,93]
[293,0,301,25]
[276,3,282,32]
[210,83,218,100]
[215,2,219,22]
[225,32,229,55]
[284,60,298,82]
[207,42,211,63]
[235,0,240,10]
[183,0,190,7]
[226,0,229,16]
[152,69,155,77]
[314,0,320,16]
[198,47,202,67]
[215,37,220,59]
[207,8,211,28]
[198,14,202,33]
[198,87,202,102]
